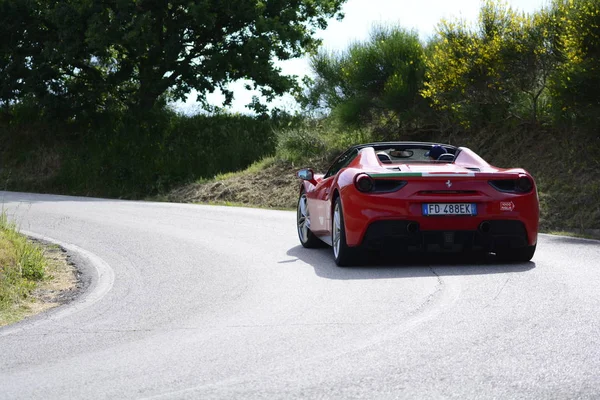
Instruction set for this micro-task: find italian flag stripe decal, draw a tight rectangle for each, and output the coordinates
[371,172,423,177]
[370,172,476,178]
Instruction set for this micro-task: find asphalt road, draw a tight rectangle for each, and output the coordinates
[0,191,599,399]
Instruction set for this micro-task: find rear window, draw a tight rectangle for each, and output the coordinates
[373,145,455,163]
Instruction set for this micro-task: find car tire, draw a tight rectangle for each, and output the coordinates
[497,244,536,262]
[297,190,322,248]
[332,197,359,266]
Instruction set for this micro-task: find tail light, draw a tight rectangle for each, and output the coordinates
[354,174,407,193]
[516,176,533,192]
[355,174,374,193]
[489,175,533,193]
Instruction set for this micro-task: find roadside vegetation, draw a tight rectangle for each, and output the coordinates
[0,211,46,325]
[1,0,599,239]
[0,108,281,198]
[169,0,600,237]
[0,211,78,326]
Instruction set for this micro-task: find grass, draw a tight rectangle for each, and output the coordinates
[193,156,279,184]
[0,211,47,326]
[188,199,295,211]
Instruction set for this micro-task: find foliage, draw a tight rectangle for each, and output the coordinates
[422,0,558,128]
[501,8,558,124]
[549,0,600,128]
[276,119,373,165]
[0,106,281,198]
[60,109,280,197]
[0,0,346,117]
[277,124,329,164]
[300,25,427,137]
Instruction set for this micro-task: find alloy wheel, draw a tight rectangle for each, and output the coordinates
[297,194,309,243]
[333,202,341,258]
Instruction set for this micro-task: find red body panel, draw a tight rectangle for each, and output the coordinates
[302,146,539,249]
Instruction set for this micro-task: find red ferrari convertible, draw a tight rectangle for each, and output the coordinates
[296,142,539,266]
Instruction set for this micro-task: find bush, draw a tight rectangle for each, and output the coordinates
[277,125,328,164]
[276,119,374,165]
[1,106,280,198]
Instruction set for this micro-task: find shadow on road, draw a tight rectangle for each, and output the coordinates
[283,245,536,280]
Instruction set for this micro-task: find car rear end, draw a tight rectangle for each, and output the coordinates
[340,166,539,255]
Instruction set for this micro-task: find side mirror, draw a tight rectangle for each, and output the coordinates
[296,168,314,181]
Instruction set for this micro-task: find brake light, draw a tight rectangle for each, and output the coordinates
[355,174,374,193]
[516,176,533,192]
[489,176,533,193]
[354,174,407,193]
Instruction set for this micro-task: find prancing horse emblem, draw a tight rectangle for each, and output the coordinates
[446,180,452,188]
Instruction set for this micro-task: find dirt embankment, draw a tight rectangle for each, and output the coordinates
[166,159,302,210]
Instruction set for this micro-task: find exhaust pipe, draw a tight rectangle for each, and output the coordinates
[407,222,419,233]
[479,221,491,233]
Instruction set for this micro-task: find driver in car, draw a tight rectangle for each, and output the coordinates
[425,145,448,160]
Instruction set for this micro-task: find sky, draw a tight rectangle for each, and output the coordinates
[175,0,549,115]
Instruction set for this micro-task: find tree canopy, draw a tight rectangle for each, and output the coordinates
[0,0,346,116]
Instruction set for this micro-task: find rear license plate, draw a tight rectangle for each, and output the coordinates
[422,203,477,216]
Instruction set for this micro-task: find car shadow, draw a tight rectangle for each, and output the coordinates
[283,245,536,281]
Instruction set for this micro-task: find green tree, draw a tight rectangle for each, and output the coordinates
[0,0,346,116]
[0,0,59,118]
[422,0,557,128]
[501,9,558,124]
[301,25,427,136]
[550,0,600,128]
